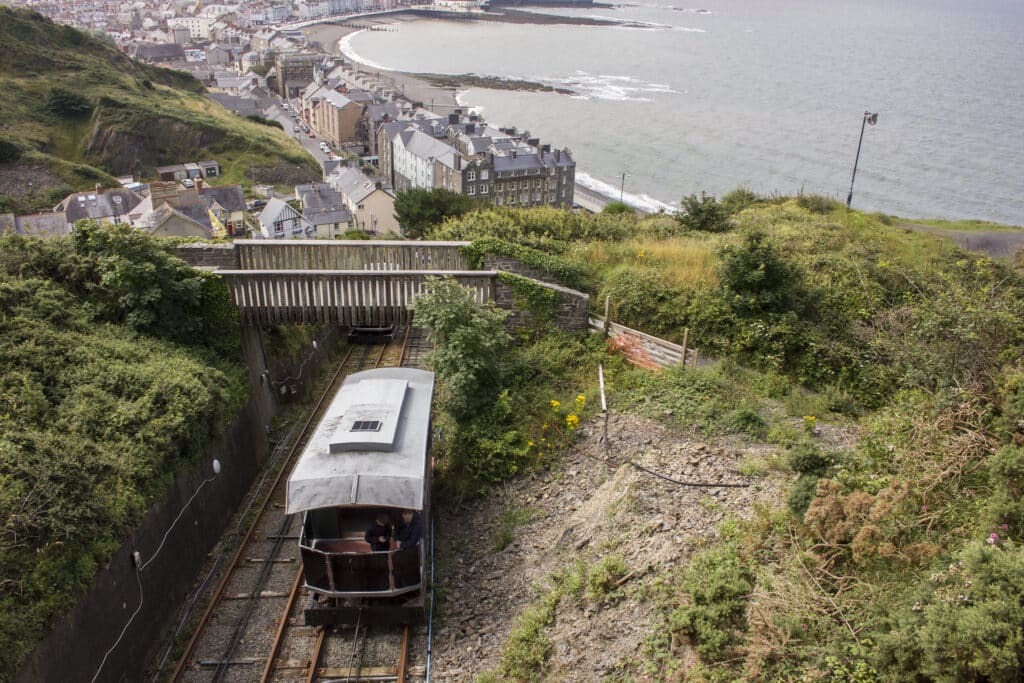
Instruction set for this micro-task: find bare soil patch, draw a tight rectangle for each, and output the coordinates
[431,413,794,680]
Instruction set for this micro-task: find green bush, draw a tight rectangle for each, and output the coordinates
[796,193,842,214]
[720,187,764,216]
[676,192,729,233]
[602,200,633,215]
[876,542,1024,681]
[786,438,829,475]
[721,403,767,438]
[414,276,514,421]
[717,229,810,316]
[669,543,753,661]
[600,267,690,337]
[787,473,820,518]
[394,188,474,239]
[987,446,1024,537]
[0,226,247,678]
[45,86,92,118]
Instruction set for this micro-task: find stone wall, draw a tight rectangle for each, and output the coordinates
[483,253,563,286]
[174,242,239,270]
[495,278,590,333]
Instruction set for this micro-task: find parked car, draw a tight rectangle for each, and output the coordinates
[181,178,194,188]
[309,131,316,138]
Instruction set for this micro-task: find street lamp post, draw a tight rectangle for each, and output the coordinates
[619,171,629,202]
[846,111,879,209]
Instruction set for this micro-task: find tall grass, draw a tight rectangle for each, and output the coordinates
[580,236,719,289]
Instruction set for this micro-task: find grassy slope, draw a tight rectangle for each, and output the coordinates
[430,200,1024,680]
[0,7,317,212]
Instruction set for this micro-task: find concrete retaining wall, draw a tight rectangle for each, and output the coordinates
[14,400,266,683]
[14,327,337,683]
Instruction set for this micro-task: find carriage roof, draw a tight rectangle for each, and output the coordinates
[286,367,434,515]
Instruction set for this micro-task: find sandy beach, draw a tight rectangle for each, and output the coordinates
[303,15,613,211]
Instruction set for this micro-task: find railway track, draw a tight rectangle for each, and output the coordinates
[170,326,430,683]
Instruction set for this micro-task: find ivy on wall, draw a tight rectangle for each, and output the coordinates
[498,271,559,326]
[462,237,586,291]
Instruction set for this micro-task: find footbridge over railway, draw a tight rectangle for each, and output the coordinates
[176,240,591,331]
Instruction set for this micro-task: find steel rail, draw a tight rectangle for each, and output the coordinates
[170,344,356,682]
[259,326,413,683]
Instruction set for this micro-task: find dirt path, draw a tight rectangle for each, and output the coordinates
[899,222,1024,259]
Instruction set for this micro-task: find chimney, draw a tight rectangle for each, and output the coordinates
[555,149,561,163]
[454,154,461,171]
[511,150,517,159]
[375,181,382,190]
[448,113,458,124]
[465,123,475,135]
[195,178,204,194]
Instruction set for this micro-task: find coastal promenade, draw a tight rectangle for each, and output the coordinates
[301,17,613,212]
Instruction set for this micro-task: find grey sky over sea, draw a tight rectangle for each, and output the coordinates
[342,0,1023,223]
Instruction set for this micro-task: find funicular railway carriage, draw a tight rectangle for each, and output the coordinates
[286,367,434,625]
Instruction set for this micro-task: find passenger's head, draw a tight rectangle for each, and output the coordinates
[401,510,414,523]
[375,512,389,526]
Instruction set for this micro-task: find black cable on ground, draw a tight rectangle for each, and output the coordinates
[599,398,749,489]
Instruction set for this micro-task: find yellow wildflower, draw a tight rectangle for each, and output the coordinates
[566,414,580,430]
[550,399,561,412]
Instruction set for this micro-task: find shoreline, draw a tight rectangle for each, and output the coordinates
[304,13,648,212]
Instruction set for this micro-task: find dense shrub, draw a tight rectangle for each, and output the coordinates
[787,474,820,518]
[601,200,633,215]
[600,267,690,337]
[877,542,1024,680]
[786,438,829,475]
[796,193,842,214]
[394,188,474,239]
[669,543,753,660]
[717,229,810,316]
[45,86,92,117]
[0,225,247,678]
[720,187,764,216]
[414,276,513,420]
[676,192,729,233]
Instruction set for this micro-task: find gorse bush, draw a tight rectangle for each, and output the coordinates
[669,543,753,660]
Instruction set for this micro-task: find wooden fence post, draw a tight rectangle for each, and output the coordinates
[603,295,611,337]
[680,327,689,367]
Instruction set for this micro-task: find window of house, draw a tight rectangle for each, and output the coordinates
[520,181,528,189]
[480,169,489,180]
[496,196,504,206]
[534,179,542,188]
[467,185,475,195]
[480,185,489,194]
[521,192,529,203]
[467,170,476,181]
[509,195,516,204]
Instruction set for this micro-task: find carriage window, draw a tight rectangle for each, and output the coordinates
[351,420,382,432]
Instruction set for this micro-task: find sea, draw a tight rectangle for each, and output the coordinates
[339,0,1024,224]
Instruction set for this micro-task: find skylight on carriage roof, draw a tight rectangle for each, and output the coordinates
[329,379,408,453]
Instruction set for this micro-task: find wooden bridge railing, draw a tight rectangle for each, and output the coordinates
[234,240,472,272]
[220,270,496,326]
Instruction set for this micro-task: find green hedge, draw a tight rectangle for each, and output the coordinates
[0,224,247,678]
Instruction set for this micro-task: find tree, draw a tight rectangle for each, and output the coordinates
[413,276,513,420]
[394,188,474,239]
[717,229,806,315]
[676,191,728,232]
